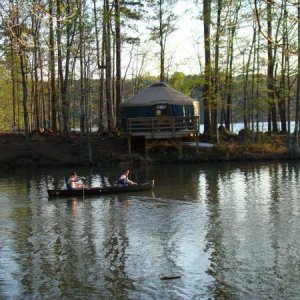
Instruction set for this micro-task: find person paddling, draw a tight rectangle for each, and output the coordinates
[115,169,137,186]
[67,171,88,190]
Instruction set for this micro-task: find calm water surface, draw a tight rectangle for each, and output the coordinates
[1,162,300,299]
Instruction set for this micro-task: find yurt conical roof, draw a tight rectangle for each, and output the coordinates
[121,82,195,107]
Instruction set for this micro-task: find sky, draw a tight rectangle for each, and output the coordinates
[122,1,204,77]
[164,3,204,75]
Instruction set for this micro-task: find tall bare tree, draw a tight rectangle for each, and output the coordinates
[267,0,278,132]
[203,0,212,136]
[12,1,30,144]
[56,0,79,141]
[104,0,114,134]
[114,0,121,127]
[294,1,300,153]
[212,0,223,142]
[49,0,57,131]
[241,26,256,142]
[148,0,178,82]
[31,11,41,131]
[224,0,241,131]
[79,0,86,133]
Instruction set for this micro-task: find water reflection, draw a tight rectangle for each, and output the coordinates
[67,198,79,217]
[0,162,300,298]
[198,162,300,299]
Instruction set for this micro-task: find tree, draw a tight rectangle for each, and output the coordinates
[241,26,256,143]
[203,0,212,136]
[224,0,241,131]
[31,7,41,131]
[56,0,79,142]
[212,0,223,142]
[49,0,58,131]
[104,0,114,135]
[148,0,178,82]
[8,0,30,144]
[115,0,121,127]
[267,0,278,132]
[293,1,300,153]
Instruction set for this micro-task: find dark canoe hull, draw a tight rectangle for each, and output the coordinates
[48,180,154,197]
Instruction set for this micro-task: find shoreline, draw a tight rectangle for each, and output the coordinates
[0,132,298,168]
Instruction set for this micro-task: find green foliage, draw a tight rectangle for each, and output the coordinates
[169,71,185,89]
[0,64,13,130]
[169,72,203,97]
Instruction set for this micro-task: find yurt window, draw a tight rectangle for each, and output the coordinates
[156,104,167,116]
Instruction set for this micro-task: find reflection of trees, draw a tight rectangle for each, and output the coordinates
[101,196,134,297]
[146,164,201,199]
[267,162,300,297]
[4,163,300,298]
[203,162,300,298]
[202,167,230,298]
[3,169,135,297]
[204,163,270,297]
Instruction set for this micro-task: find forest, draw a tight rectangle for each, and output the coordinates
[0,0,300,151]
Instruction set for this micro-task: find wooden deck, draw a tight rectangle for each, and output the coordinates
[125,116,200,155]
[126,116,199,139]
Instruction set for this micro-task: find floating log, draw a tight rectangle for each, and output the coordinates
[160,274,181,280]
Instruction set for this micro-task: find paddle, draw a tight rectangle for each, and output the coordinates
[79,176,86,199]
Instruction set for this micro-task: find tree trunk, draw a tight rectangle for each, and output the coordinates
[115,0,122,128]
[267,0,278,132]
[104,0,113,135]
[9,36,17,129]
[256,33,261,135]
[159,0,165,82]
[278,3,287,133]
[225,2,241,131]
[57,0,78,142]
[49,0,57,131]
[242,26,256,142]
[203,0,212,137]
[19,50,30,145]
[92,0,105,133]
[99,29,105,132]
[79,4,86,133]
[213,0,222,143]
[293,2,300,152]
[14,2,30,144]
[32,15,40,131]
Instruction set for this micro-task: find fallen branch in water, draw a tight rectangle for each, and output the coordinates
[160,274,181,280]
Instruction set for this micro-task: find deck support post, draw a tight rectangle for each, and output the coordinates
[128,135,131,155]
[145,137,148,157]
[179,137,183,158]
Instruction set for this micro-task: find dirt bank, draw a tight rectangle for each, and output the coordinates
[0,132,129,168]
[0,131,297,168]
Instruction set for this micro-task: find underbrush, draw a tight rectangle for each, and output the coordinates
[147,138,290,162]
[147,140,181,162]
[217,141,286,154]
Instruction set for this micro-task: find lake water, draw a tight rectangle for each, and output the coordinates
[200,121,296,133]
[1,162,300,299]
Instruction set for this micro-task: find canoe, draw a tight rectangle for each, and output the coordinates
[48,180,154,197]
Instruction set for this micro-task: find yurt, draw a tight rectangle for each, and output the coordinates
[120,82,199,129]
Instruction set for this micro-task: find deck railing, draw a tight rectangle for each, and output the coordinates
[126,116,199,137]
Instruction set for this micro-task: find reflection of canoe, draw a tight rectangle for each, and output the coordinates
[48,180,154,197]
